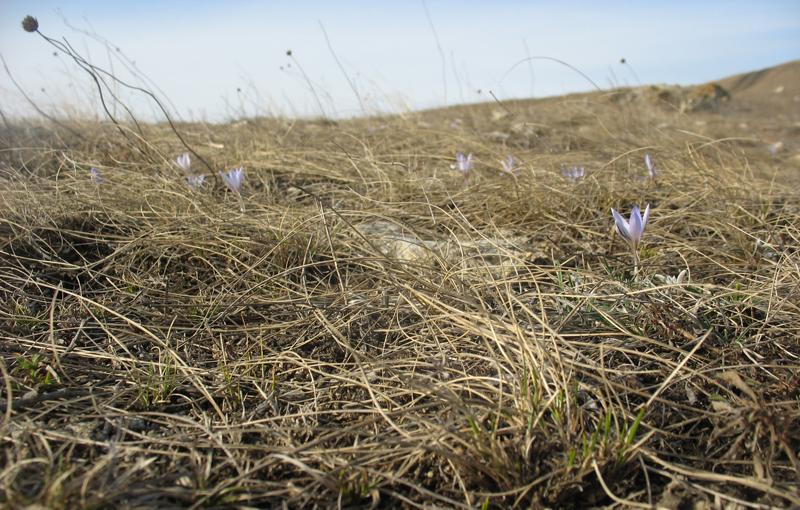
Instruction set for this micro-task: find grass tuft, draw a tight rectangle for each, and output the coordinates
[1,87,799,508]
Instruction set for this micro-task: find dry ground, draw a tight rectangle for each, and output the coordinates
[1,62,799,508]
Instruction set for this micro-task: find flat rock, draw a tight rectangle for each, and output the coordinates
[355,220,529,275]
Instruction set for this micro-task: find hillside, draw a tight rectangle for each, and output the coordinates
[717,59,800,106]
[1,60,799,508]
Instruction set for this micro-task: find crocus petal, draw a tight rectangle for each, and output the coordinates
[220,169,241,192]
[629,206,643,242]
[641,204,651,231]
[455,152,469,172]
[645,154,656,178]
[231,167,245,190]
[501,155,515,174]
[611,208,631,241]
[175,153,191,172]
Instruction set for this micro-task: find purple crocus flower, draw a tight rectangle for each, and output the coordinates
[454,152,473,174]
[185,174,206,189]
[220,167,244,193]
[500,155,518,176]
[644,153,656,179]
[175,153,191,173]
[89,167,102,183]
[612,204,650,249]
[611,204,651,270]
[561,164,585,180]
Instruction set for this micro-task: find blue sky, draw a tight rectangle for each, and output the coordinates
[1,1,798,121]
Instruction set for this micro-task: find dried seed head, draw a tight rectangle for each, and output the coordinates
[22,16,39,33]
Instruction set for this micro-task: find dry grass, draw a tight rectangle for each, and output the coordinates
[1,90,799,508]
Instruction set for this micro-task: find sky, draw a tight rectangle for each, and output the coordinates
[1,1,799,121]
